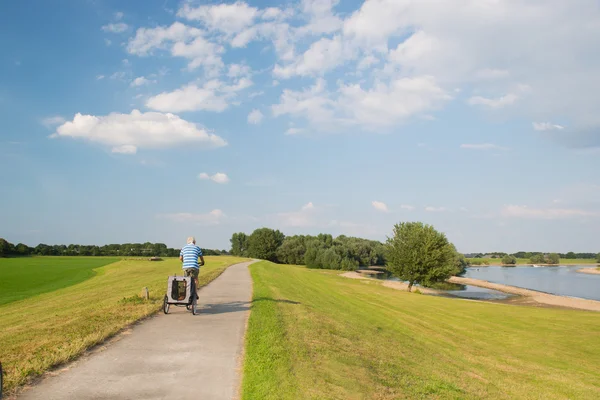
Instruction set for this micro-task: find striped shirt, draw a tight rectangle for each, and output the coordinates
[180,244,203,269]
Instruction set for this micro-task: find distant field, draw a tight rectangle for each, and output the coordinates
[467,258,598,265]
[0,255,248,394]
[242,262,600,399]
[0,256,120,305]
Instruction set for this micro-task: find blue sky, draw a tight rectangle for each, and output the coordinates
[2,0,600,253]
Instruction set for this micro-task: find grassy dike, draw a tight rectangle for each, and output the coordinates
[0,256,247,394]
[241,262,600,400]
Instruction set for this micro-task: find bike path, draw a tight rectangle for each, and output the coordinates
[18,261,255,400]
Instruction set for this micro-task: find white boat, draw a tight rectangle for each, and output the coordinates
[532,264,543,268]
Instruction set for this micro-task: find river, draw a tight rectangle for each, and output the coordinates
[464,265,600,301]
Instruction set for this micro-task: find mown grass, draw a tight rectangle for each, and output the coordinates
[467,257,598,265]
[0,256,120,305]
[242,262,600,400]
[0,255,248,394]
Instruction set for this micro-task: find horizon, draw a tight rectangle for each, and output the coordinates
[2,0,600,253]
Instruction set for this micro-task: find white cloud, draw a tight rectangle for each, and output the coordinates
[96,75,105,80]
[425,206,447,212]
[112,145,137,154]
[501,205,599,219]
[114,12,124,20]
[130,76,155,87]
[247,109,264,124]
[533,122,565,131]
[468,93,519,109]
[104,39,112,46]
[159,209,225,225]
[296,0,342,36]
[285,128,303,135]
[277,202,317,227]
[460,143,508,151]
[177,2,259,35]
[146,79,252,113]
[51,110,226,154]
[371,201,388,212]
[102,23,128,33]
[198,172,230,184]
[400,204,415,211]
[227,63,251,78]
[42,116,66,128]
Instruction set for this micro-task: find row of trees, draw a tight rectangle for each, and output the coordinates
[0,238,228,258]
[230,228,386,270]
[469,251,598,259]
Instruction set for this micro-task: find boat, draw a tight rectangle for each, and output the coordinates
[532,264,543,268]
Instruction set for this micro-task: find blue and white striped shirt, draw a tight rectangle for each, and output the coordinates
[180,244,203,269]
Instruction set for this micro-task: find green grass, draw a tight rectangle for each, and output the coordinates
[0,255,248,394]
[467,257,598,265]
[0,256,121,305]
[242,262,600,399]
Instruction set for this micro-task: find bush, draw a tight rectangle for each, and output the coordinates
[501,255,517,265]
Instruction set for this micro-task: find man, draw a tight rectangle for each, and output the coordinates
[179,236,205,292]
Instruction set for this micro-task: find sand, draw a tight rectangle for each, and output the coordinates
[448,276,600,312]
[577,267,600,275]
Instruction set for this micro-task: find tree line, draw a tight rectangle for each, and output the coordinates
[0,238,228,258]
[230,228,387,270]
[467,251,598,259]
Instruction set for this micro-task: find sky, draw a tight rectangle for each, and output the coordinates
[1,0,600,253]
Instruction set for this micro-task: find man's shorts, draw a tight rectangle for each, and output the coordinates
[184,268,199,279]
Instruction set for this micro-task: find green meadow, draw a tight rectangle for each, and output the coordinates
[242,262,600,400]
[0,255,247,393]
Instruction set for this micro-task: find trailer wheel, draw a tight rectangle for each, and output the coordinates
[162,295,170,314]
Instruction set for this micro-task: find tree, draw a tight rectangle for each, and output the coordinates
[530,253,546,264]
[230,233,248,256]
[247,228,285,261]
[546,253,560,265]
[596,253,600,263]
[565,251,576,259]
[0,238,9,257]
[501,255,517,265]
[385,222,458,292]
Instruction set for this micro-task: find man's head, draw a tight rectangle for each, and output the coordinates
[187,236,195,245]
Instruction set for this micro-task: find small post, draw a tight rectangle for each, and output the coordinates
[141,287,149,300]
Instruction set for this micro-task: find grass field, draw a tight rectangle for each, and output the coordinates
[242,262,600,399]
[0,257,120,306]
[0,255,247,394]
[467,257,598,265]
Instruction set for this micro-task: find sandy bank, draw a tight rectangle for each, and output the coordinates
[340,272,441,295]
[448,276,600,312]
[577,267,600,275]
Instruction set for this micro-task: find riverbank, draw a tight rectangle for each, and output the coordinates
[449,276,600,312]
[341,271,441,294]
[577,267,600,275]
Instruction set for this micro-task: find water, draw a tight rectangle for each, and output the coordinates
[464,265,600,301]
[367,270,513,300]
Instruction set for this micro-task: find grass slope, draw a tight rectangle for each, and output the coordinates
[242,262,600,400]
[0,257,120,306]
[0,256,247,394]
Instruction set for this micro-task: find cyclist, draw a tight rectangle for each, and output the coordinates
[179,236,205,293]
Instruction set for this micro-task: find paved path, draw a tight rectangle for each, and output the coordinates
[18,261,255,400]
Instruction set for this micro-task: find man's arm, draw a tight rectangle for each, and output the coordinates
[179,248,183,262]
[199,255,205,266]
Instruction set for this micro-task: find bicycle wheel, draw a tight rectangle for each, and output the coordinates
[191,280,198,315]
[162,295,170,314]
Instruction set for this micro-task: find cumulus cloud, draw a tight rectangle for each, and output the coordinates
[247,109,264,124]
[130,76,155,87]
[371,201,388,212]
[159,209,225,225]
[146,78,252,113]
[102,23,128,33]
[198,172,230,184]
[460,143,508,151]
[42,116,66,128]
[400,204,415,211]
[51,110,226,154]
[501,205,599,219]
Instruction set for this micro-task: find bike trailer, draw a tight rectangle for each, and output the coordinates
[166,275,193,304]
